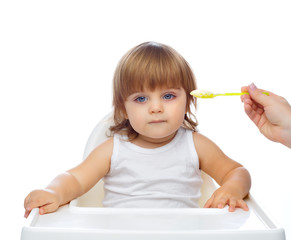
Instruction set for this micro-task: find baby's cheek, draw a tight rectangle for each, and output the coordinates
[128,115,144,132]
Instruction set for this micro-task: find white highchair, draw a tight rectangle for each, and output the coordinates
[21,113,286,240]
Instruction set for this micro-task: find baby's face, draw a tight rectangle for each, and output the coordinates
[124,87,187,144]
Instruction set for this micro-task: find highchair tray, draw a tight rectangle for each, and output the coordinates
[21,194,285,240]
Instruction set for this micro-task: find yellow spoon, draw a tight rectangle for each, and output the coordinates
[190,90,269,98]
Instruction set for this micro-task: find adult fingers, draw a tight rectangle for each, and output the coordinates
[248,83,272,107]
[241,86,250,102]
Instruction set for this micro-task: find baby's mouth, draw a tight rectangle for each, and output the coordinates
[149,120,166,124]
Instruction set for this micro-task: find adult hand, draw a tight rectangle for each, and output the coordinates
[241,83,291,148]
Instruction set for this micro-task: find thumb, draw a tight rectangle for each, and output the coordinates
[248,83,271,107]
[39,202,59,215]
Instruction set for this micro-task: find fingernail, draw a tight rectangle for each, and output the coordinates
[249,83,257,91]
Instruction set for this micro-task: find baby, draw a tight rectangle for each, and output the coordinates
[24,41,251,217]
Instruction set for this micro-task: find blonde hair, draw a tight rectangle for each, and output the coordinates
[110,41,198,139]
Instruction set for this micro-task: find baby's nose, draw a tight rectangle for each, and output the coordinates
[149,100,164,113]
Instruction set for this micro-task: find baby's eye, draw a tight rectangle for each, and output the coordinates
[163,93,175,100]
[135,96,148,103]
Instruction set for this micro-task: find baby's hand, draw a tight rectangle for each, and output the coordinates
[24,189,61,218]
[203,186,249,212]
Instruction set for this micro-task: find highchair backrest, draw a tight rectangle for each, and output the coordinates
[77,112,217,208]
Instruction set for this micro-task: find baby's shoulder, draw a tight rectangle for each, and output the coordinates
[191,131,217,150]
[191,131,206,141]
[93,137,114,156]
[101,137,114,148]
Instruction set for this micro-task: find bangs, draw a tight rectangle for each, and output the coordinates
[118,43,190,100]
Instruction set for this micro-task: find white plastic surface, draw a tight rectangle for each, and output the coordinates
[21,195,285,240]
[21,113,286,239]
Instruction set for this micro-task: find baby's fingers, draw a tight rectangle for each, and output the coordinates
[204,195,228,209]
[203,195,214,208]
[236,199,249,211]
[24,199,58,218]
[215,196,228,209]
[39,202,59,215]
[24,190,59,218]
[228,198,249,212]
[24,198,47,218]
[24,208,31,218]
[228,198,237,212]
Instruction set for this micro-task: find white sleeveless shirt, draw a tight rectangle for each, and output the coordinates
[103,127,202,208]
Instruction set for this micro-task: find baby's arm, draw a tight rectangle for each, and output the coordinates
[24,138,113,218]
[193,133,251,212]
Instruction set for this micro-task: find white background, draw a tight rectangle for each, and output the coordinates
[0,0,290,239]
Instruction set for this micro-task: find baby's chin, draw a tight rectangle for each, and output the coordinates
[140,129,178,143]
